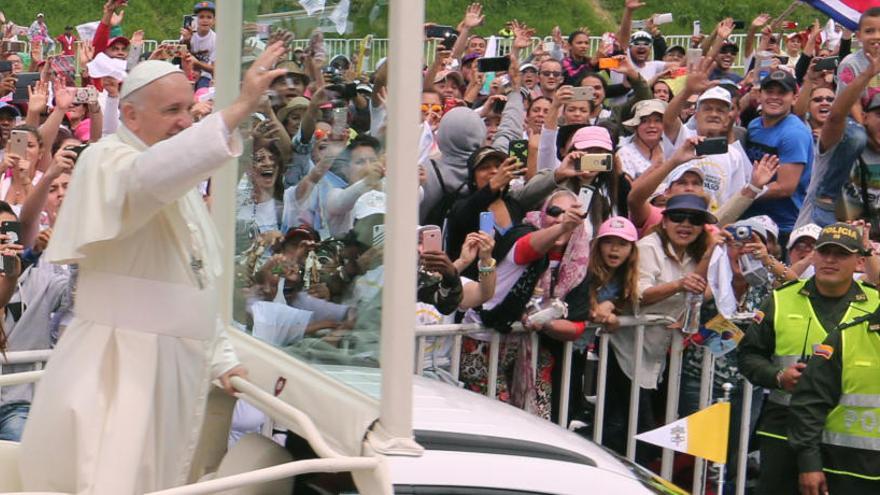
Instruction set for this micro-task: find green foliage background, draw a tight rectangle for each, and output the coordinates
[0,0,832,42]
[0,0,192,41]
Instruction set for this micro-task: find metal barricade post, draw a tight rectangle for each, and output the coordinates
[593,332,610,444]
[415,336,426,376]
[530,332,540,380]
[736,380,754,495]
[557,341,573,427]
[661,330,684,479]
[487,332,501,399]
[692,347,716,495]
[627,323,646,461]
[451,335,462,382]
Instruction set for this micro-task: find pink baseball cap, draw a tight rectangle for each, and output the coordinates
[571,126,613,152]
[596,216,638,242]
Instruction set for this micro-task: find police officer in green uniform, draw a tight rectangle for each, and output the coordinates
[739,223,880,495]
[789,226,880,494]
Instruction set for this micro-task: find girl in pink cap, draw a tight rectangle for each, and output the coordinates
[554,216,639,430]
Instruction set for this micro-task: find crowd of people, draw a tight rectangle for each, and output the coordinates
[0,0,879,493]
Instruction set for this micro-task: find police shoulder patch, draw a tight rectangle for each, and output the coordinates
[812,343,834,360]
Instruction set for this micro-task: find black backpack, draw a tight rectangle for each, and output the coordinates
[423,159,468,230]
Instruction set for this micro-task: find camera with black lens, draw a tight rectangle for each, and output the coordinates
[322,66,344,86]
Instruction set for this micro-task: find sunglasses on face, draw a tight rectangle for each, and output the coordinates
[665,211,707,226]
[545,205,587,219]
[811,96,834,103]
[631,40,652,47]
[546,205,565,217]
[540,71,562,77]
[421,103,442,113]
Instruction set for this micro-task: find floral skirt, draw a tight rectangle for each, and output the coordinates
[459,335,554,420]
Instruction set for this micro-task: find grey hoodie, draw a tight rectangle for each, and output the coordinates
[420,108,486,224]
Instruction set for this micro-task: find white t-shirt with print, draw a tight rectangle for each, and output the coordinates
[661,125,752,212]
[190,30,217,80]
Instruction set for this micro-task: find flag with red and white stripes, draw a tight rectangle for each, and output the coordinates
[803,0,875,31]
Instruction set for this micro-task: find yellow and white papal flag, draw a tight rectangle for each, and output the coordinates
[634,402,731,464]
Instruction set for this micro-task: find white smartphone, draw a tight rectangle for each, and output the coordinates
[693,20,701,37]
[578,186,595,213]
[654,13,673,25]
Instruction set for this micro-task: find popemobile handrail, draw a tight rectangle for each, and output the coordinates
[0,359,390,494]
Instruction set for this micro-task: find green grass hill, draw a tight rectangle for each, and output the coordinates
[0,0,193,42]
[0,0,833,43]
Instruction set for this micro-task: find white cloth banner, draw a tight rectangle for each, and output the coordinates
[329,0,350,35]
[707,245,737,318]
[86,52,128,80]
[299,0,326,16]
[76,21,100,43]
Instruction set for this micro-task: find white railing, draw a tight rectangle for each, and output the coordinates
[6,32,750,75]
[285,33,751,73]
[415,313,757,495]
[0,349,51,394]
[0,351,388,495]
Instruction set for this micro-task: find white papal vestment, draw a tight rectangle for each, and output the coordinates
[18,112,242,494]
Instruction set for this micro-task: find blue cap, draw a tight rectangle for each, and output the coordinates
[193,1,215,13]
[0,102,21,117]
[663,193,717,224]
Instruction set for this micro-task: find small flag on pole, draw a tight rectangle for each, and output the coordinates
[635,402,730,464]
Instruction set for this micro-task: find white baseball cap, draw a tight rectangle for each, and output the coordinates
[787,223,822,249]
[352,190,386,220]
[697,86,732,106]
[751,215,779,240]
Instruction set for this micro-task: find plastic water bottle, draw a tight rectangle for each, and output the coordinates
[682,292,702,335]
[527,288,544,315]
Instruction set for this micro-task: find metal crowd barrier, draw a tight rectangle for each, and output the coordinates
[286,33,750,72]
[6,32,754,73]
[415,313,757,495]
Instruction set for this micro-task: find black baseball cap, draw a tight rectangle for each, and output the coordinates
[760,70,797,93]
[555,124,588,161]
[662,194,718,224]
[816,222,865,254]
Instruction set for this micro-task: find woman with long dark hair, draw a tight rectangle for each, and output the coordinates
[604,193,716,461]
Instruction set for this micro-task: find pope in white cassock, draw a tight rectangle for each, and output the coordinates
[18,43,290,494]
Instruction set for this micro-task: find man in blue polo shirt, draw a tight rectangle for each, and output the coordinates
[742,70,814,247]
